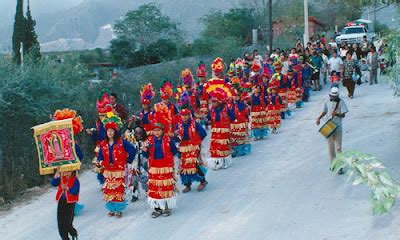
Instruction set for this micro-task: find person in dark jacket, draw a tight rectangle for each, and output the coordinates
[110,93,128,121]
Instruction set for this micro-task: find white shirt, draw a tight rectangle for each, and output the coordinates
[328,57,343,73]
[254,55,263,66]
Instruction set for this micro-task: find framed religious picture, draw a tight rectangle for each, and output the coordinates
[32,119,81,175]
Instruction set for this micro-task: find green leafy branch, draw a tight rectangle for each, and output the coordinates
[331,151,400,215]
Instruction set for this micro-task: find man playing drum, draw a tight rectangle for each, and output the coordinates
[316,87,349,174]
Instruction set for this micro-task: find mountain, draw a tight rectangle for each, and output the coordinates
[0,0,244,52]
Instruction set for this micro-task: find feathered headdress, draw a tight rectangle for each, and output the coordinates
[206,79,232,102]
[102,112,123,131]
[196,62,207,78]
[227,62,236,77]
[181,68,194,88]
[262,65,272,79]
[53,108,83,135]
[273,60,283,71]
[251,61,261,72]
[140,83,155,105]
[211,57,224,74]
[179,92,191,115]
[235,58,244,73]
[160,80,173,99]
[152,103,170,130]
[96,91,112,114]
[269,73,281,89]
[231,76,241,90]
[173,85,184,102]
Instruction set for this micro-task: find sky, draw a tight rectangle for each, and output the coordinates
[0,0,84,24]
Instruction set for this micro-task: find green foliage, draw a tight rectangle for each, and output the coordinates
[331,151,400,215]
[11,0,41,65]
[0,56,94,202]
[12,0,26,64]
[383,11,400,97]
[110,3,182,67]
[24,1,40,61]
[201,8,257,45]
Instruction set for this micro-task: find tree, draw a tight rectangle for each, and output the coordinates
[111,3,182,67]
[25,0,41,61]
[12,0,26,65]
[113,3,181,52]
[201,8,257,45]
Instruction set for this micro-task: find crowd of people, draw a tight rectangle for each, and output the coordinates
[50,34,382,239]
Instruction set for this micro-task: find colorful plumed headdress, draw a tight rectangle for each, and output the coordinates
[152,103,169,130]
[227,62,236,77]
[160,80,173,100]
[269,73,281,89]
[181,68,194,88]
[173,85,184,102]
[102,112,123,131]
[179,92,191,116]
[211,57,224,74]
[208,87,232,102]
[53,108,83,135]
[230,76,241,90]
[140,83,155,105]
[206,79,232,102]
[262,66,272,79]
[196,62,207,78]
[96,91,112,114]
[273,61,283,71]
[235,58,244,73]
[251,61,261,72]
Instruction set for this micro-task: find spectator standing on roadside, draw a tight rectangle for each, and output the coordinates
[367,46,379,85]
[310,51,323,91]
[361,35,369,58]
[327,51,343,77]
[342,52,357,99]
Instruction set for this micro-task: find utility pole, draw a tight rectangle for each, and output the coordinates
[303,0,309,46]
[373,0,377,30]
[268,0,272,54]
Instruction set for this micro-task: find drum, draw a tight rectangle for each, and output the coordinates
[319,119,338,138]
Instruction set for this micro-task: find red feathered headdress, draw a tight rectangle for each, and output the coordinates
[53,108,83,135]
[273,61,283,71]
[140,83,155,105]
[96,92,112,114]
[269,73,281,89]
[160,80,173,100]
[211,57,224,74]
[251,61,261,72]
[152,103,170,130]
[196,62,207,78]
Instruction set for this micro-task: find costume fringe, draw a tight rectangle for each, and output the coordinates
[103,170,125,178]
[179,145,200,153]
[182,157,198,164]
[148,178,175,187]
[148,167,174,174]
[230,122,247,129]
[180,168,198,175]
[103,181,124,190]
[103,193,124,202]
[212,139,230,144]
[211,128,230,133]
